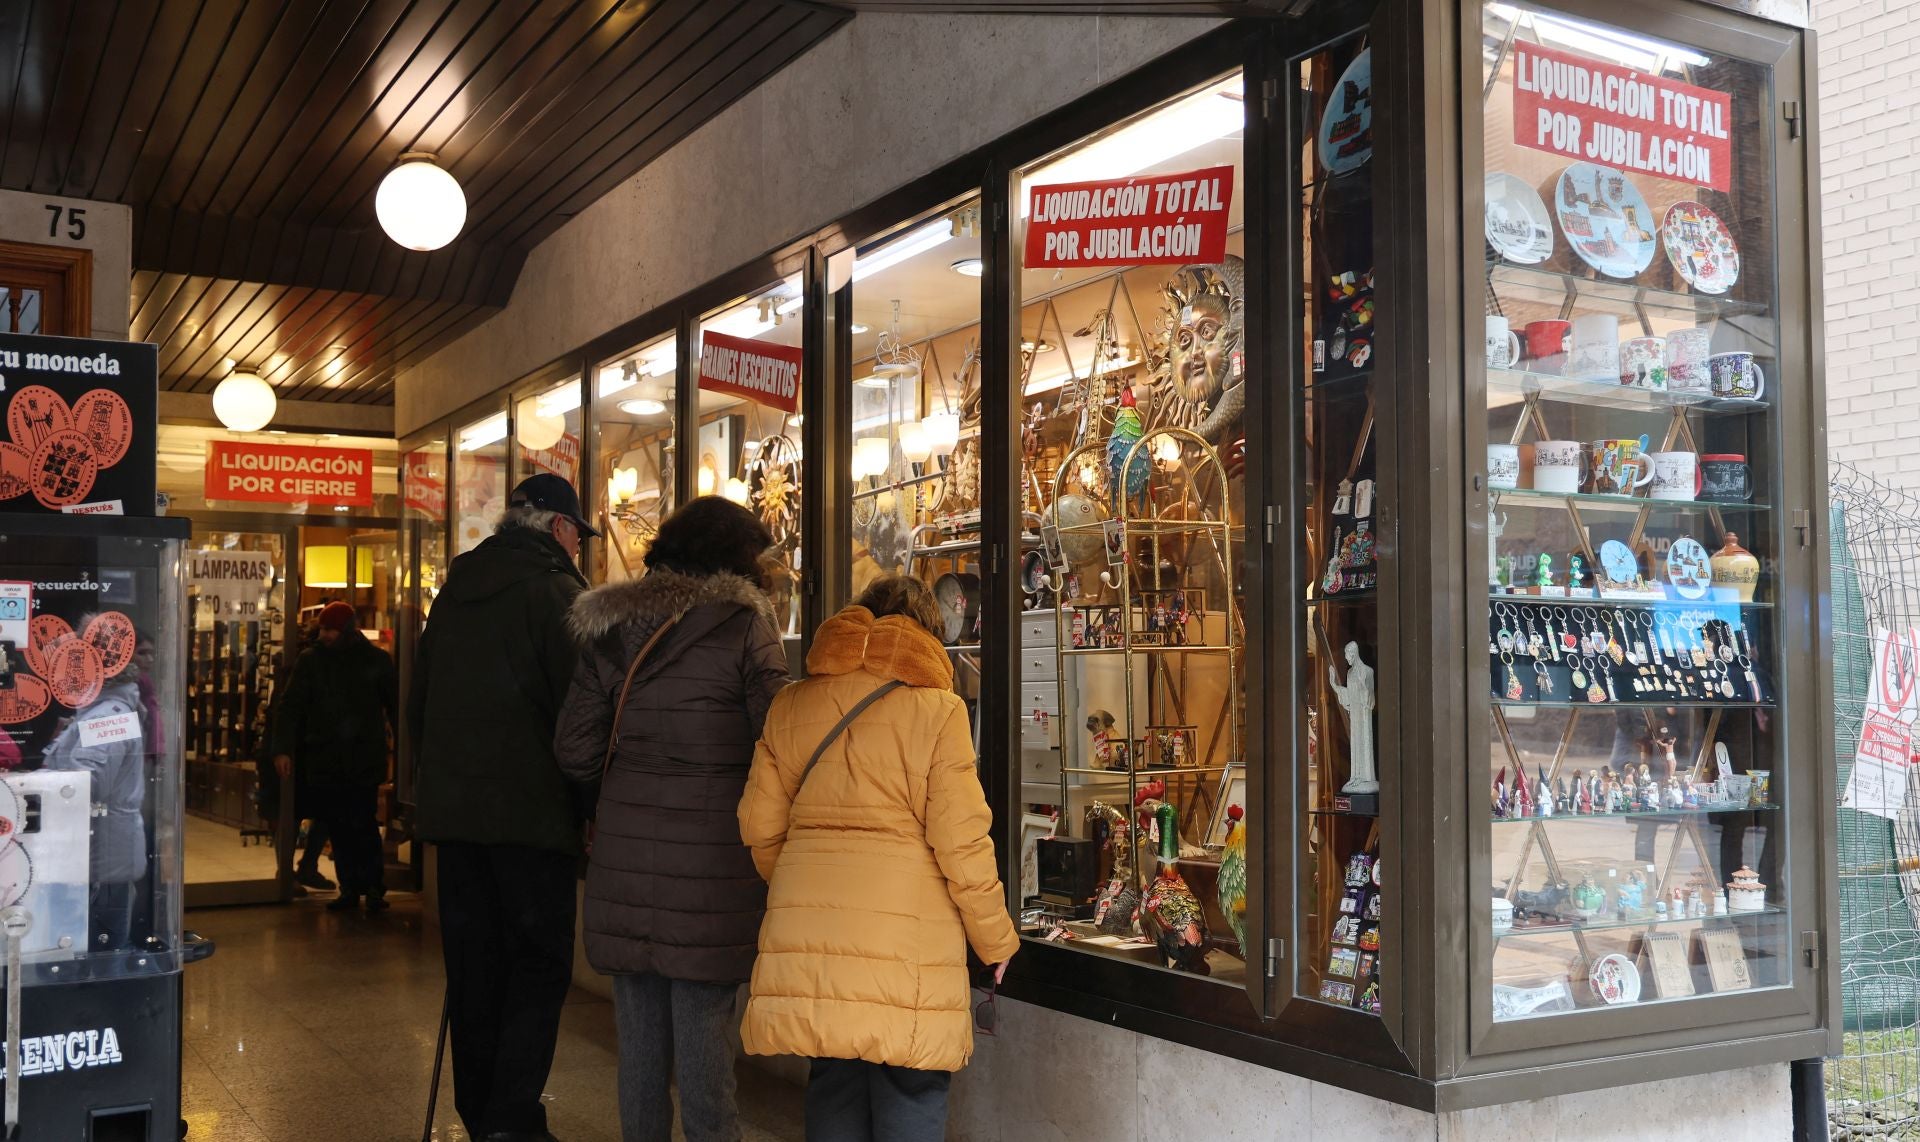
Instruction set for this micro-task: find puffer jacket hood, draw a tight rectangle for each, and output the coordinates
[737,605,1019,1072]
[569,568,773,647]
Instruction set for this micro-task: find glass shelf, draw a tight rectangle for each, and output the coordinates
[1487,368,1769,416]
[1060,645,1233,656]
[1301,371,1375,400]
[1493,804,1780,826]
[1487,592,1772,611]
[1309,588,1379,605]
[1497,906,1784,941]
[1062,766,1232,777]
[1493,698,1772,710]
[1492,487,1771,514]
[1487,262,1770,321]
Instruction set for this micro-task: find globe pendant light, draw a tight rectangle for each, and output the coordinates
[213,371,277,432]
[376,153,467,252]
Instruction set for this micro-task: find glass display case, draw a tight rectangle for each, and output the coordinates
[593,332,679,582]
[0,516,188,981]
[1461,0,1826,1073]
[453,404,509,555]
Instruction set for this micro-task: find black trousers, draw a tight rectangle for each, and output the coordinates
[804,1058,950,1142]
[436,842,578,1139]
[306,784,384,899]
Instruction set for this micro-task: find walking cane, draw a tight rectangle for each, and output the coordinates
[421,987,450,1142]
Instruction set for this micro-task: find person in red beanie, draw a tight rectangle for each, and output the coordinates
[272,600,397,912]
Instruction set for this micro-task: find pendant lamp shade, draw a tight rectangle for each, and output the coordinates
[376,154,467,252]
[213,371,276,432]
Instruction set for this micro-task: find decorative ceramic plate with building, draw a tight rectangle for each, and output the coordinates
[1317,49,1373,175]
[1666,536,1713,600]
[1661,200,1741,295]
[1485,172,1554,264]
[1554,162,1658,280]
[1589,952,1642,1005]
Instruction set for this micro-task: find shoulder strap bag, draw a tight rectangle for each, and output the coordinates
[795,679,907,793]
[599,615,683,783]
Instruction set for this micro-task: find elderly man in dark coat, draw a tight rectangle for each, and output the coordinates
[410,473,593,1142]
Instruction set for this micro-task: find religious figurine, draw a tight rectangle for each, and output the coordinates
[1554,778,1572,816]
[1637,764,1659,811]
[1572,769,1591,815]
[1513,769,1533,818]
[1618,871,1647,916]
[1682,774,1699,809]
[1503,554,1519,591]
[1493,766,1510,818]
[1535,766,1553,819]
[1328,642,1378,794]
[1665,776,1686,811]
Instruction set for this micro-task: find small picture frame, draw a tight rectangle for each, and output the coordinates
[1101,519,1126,567]
[1641,930,1696,999]
[1327,947,1360,979]
[1134,588,1201,646]
[1696,928,1752,992]
[1330,916,1362,946]
[1144,725,1198,769]
[1040,521,1069,571]
[1319,980,1356,1005]
[1205,764,1248,846]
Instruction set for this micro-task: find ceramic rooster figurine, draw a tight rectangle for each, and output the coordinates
[1141,801,1211,974]
[1106,382,1149,514]
[1217,804,1248,959]
[1086,801,1140,935]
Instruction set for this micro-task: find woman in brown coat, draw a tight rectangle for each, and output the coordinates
[554,497,792,1142]
[737,576,1019,1141]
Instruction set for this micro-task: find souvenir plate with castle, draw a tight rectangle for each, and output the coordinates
[1554,162,1658,280]
[1661,199,1741,295]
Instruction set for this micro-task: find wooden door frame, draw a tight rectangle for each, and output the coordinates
[0,238,92,335]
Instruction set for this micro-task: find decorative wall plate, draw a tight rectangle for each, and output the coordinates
[1317,50,1373,175]
[1666,537,1712,600]
[1662,200,1741,295]
[1485,172,1554,264]
[1599,539,1639,585]
[1588,952,1642,1005]
[1554,163,1657,279]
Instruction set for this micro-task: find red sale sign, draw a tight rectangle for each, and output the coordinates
[205,440,374,507]
[1512,42,1731,193]
[697,332,801,414]
[1024,165,1234,269]
[403,449,445,518]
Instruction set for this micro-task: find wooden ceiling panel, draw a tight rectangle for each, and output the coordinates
[3,0,850,403]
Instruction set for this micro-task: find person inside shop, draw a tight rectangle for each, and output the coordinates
[42,628,150,951]
[411,473,593,1142]
[552,495,791,1142]
[270,601,397,913]
[737,575,1020,1142]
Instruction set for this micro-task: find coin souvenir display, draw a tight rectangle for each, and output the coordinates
[1480,4,1789,1027]
[1662,200,1741,295]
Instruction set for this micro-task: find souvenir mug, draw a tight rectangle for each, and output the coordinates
[1709,351,1766,400]
[1590,436,1654,495]
[1700,453,1753,502]
[1648,450,1700,502]
[1567,314,1621,381]
[1486,315,1522,369]
[1665,327,1713,393]
[1487,444,1522,490]
[1523,320,1572,374]
[1533,440,1586,495]
[1619,336,1668,390]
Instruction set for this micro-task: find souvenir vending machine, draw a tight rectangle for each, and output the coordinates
[0,332,201,1141]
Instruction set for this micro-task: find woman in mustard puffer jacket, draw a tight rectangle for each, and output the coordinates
[738,576,1019,1141]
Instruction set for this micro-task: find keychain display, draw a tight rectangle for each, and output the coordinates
[1487,599,1773,705]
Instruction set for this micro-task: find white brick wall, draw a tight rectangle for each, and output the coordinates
[1821,0,1920,484]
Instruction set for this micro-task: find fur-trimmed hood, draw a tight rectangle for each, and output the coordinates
[569,569,774,644]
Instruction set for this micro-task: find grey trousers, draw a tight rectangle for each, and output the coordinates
[804,1057,951,1142]
[612,972,742,1142]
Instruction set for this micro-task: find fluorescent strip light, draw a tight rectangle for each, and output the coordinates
[852,221,952,282]
[536,383,582,417]
[776,295,805,317]
[1021,81,1242,216]
[458,412,507,451]
[1494,5,1710,71]
[1023,355,1144,396]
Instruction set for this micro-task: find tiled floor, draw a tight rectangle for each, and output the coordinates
[182,896,806,1142]
[184,814,278,884]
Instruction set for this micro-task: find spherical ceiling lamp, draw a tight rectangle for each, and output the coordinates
[376,153,466,252]
[515,394,566,452]
[213,371,277,432]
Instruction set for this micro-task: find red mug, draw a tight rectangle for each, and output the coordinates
[1523,320,1572,372]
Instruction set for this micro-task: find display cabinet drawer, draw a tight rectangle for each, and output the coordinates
[1019,713,1058,750]
[1018,681,1059,715]
[1019,651,1058,683]
[1020,613,1057,648]
[1023,745,1061,784]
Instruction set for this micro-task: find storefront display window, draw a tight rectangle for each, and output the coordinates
[1294,36,1385,1016]
[593,333,679,583]
[1478,2,1787,1023]
[1013,75,1250,987]
[454,406,509,555]
[844,200,985,710]
[514,372,585,487]
[698,279,805,634]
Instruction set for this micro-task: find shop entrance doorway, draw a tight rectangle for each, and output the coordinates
[0,237,90,335]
